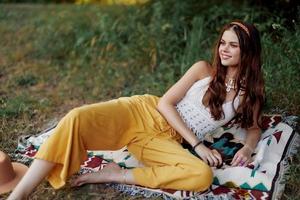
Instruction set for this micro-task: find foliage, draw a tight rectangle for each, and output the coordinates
[75,0,149,5]
[0,1,299,199]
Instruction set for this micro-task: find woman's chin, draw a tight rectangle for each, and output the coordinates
[221,61,230,66]
[221,61,238,67]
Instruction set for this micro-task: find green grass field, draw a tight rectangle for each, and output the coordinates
[0,1,299,199]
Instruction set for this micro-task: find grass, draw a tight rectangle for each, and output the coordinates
[0,1,299,199]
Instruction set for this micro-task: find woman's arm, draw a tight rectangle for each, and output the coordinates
[231,103,262,167]
[157,61,210,146]
[157,61,222,166]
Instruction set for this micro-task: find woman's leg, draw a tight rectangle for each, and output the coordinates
[8,159,55,200]
[71,162,136,187]
[8,97,138,199]
[71,95,212,191]
[71,134,212,192]
[127,136,213,192]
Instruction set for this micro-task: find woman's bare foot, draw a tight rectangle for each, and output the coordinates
[71,162,122,187]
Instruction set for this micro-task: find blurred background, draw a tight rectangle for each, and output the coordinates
[0,0,299,199]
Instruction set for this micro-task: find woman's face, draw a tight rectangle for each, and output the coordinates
[218,29,241,67]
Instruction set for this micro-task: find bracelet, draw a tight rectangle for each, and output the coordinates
[244,144,254,153]
[192,141,202,151]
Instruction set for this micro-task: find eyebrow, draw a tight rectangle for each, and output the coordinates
[220,39,239,45]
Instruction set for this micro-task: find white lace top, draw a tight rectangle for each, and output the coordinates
[176,76,240,140]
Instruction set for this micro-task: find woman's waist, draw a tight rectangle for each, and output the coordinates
[127,94,183,142]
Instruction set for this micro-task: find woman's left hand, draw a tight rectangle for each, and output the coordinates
[231,146,253,167]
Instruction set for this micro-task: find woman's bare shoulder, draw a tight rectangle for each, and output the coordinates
[191,60,213,79]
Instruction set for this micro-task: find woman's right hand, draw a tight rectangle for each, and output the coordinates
[194,144,222,167]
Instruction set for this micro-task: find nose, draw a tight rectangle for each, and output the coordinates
[221,44,229,52]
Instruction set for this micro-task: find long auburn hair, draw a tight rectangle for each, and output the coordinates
[203,20,265,128]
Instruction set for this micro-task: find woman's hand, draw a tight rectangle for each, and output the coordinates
[231,146,253,167]
[194,144,222,167]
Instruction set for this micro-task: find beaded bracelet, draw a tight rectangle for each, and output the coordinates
[192,141,202,151]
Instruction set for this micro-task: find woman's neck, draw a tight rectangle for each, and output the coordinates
[226,66,238,79]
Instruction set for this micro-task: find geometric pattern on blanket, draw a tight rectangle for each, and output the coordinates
[13,115,299,200]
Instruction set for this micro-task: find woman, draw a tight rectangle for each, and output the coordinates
[8,20,265,199]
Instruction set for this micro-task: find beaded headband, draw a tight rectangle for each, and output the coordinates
[230,22,250,36]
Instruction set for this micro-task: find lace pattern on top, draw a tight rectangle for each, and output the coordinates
[176,76,240,140]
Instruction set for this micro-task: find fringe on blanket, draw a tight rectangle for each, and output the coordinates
[9,153,33,166]
[281,115,300,164]
[282,115,299,131]
[110,183,234,200]
[273,122,300,200]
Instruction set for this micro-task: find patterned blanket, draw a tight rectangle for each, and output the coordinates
[12,115,300,200]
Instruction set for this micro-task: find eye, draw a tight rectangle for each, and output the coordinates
[220,40,225,45]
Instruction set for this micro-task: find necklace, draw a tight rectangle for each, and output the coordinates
[225,78,236,92]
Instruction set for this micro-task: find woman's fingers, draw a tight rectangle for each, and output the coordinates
[201,156,208,165]
[231,155,242,166]
[206,155,214,166]
[238,158,246,166]
[231,155,248,167]
[200,151,222,167]
[209,154,218,166]
[241,157,252,166]
[209,152,223,167]
[195,147,223,167]
[212,150,223,165]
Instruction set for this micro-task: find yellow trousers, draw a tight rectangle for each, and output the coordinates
[35,94,213,192]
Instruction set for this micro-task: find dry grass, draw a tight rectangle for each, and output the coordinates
[0,2,299,199]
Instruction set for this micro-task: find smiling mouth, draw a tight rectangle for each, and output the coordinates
[220,54,232,59]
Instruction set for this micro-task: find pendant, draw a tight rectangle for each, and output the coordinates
[225,79,235,93]
[226,85,231,92]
